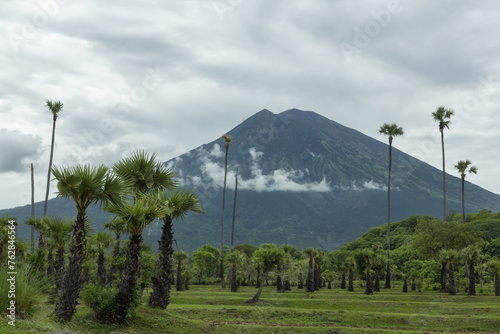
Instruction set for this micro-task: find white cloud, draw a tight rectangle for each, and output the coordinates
[177,145,331,193]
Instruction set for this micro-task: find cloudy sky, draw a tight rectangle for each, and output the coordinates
[1,0,499,210]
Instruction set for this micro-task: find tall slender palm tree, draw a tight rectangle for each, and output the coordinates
[105,194,166,322]
[432,106,454,221]
[43,100,64,224]
[52,164,128,322]
[454,160,478,223]
[231,168,238,251]
[149,188,204,308]
[220,133,232,288]
[103,216,126,285]
[31,163,35,253]
[379,123,404,289]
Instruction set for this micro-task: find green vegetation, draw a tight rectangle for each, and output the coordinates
[1,285,500,333]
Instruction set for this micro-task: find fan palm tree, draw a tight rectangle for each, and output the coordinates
[303,247,317,292]
[103,216,126,285]
[220,133,232,288]
[432,106,454,221]
[280,244,298,292]
[454,160,478,223]
[106,194,167,323]
[44,216,73,292]
[112,150,176,201]
[462,245,481,296]
[439,249,461,295]
[149,188,204,309]
[52,164,128,322]
[226,250,245,292]
[486,258,500,296]
[359,248,376,295]
[43,100,64,224]
[379,123,404,289]
[172,251,189,291]
[94,231,114,287]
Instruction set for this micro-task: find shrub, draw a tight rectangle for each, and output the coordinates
[0,265,48,319]
[81,282,140,322]
[81,282,119,322]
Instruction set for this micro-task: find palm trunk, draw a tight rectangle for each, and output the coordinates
[365,265,373,295]
[341,273,346,289]
[47,250,54,278]
[176,261,183,291]
[403,278,408,292]
[113,233,143,322]
[231,169,238,251]
[276,262,282,292]
[250,270,269,303]
[43,114,57,219]
[306,258,314,292]
[495,272,500,296]
[55,213,86,322]
[31,163,35,253]
[149,217,173,308]
[461,176,466,223]
[231,262,238,292]
[108,233,121,285]
[440,261,447,292]
[297,272,304,289]
[374,267,380,292]
[440,129,446,221]
[385,139,392,289]
[221,145,229,289]
[97,251,107,288]
[468,260,476,296]
[348,269,354,291]
[54,249,65,290]
[448,263,456,295]
[313,264,320,291]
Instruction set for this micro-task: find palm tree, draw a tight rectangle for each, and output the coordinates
[347,257,358,291]
[486,258,500,296]
[303,247,317,292]
[149,188,204,309]
[379,123,404,289]
[231,168,238,251]
[462,246,481,296]
[359,248,376,295]
[52,164,128,322]
[439,249,461,295]
[94,231,114,287]
[432,106,454,222]
[103,216,126,285]
[226,250,245,292]
[105,194,167,323]
[454,160,478,223]
[43,100,64,225]
[44,216,73,293]
[280,244,298,292]
[220,133,232,288]
[112,150,176,202]
[172,251,189,291]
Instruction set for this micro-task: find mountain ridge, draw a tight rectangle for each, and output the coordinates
[2,108,499,252]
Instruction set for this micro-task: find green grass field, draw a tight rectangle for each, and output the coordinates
[2,284,499,333]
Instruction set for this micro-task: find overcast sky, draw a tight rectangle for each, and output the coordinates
[1,0,499,210]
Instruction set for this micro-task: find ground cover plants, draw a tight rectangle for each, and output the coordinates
[1,284,499,333]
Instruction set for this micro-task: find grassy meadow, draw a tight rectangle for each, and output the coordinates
[2,284,499,334]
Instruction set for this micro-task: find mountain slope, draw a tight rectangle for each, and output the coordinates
[3,108,500,252]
